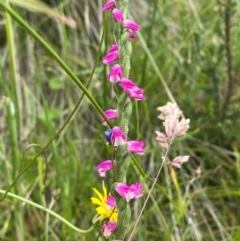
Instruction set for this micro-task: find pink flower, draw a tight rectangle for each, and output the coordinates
[96,160,113,177]
[123,19,140,31]
[111,126,127,147]
[101,109,118,125]
[127,141,145,155]
[106,195,117,208]
[102,221,116,238]
[119,78,137,90]
[170,155,189,168]
[103,44,119,65]
[102,0,115,11]
[128,29,137,40]
[108,43,118,53]
[155,131,169,149]
[103,52,119,65]
[119,78,145,100]
[127,87,145,100]
[115,182,143,202]
[112,8,124,21]
[108,64,123,83]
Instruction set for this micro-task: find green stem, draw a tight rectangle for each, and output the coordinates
[135,101,140,139]
[0,1,111,127]
[128,146,171,240]
[5,1,20,140]
[3,4,24,238]
[0,189,94,234]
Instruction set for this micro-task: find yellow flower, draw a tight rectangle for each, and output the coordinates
[91,181,118,223]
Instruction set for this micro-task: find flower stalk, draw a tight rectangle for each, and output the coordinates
[91,0,145,239]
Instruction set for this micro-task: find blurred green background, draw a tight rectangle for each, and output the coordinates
[0,0,240,240]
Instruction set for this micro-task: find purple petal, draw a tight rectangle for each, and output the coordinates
[108,64,123,83]
[112,8,124,21]
[102,0,115,11]
[96,160,113,177]
[101,109,118,125]
[123,19,140,31]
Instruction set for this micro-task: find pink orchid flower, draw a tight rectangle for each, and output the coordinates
[112,8,124,21]
[101,109,118,125]
[102,0,115,11]
[102,221,116,238]
[115,182,143,202]
[96,160,113,177]
[108,64,123,83]
[127,141,145,155]
[111,126,127,147]
[103,44,119,65]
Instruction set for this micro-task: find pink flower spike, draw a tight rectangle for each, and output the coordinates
[111,126,127,147]
[112,8,124,21]
[108,64,123,83]
[127,141,145,155]
[106,195,117,208]
[101,221,116,238]
[96,160,113,177]
[101,109,118,125]
[123,19,140,31]
[102,0,115,11]
[128,29,137,40]
[170,155,190,168]
[115,182,143,202]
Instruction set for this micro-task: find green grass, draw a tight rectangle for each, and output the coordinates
[0,0,240,240]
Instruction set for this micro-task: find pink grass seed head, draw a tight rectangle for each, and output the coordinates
[155,131,169,149]
[163,118,190,140]
[170,155,190,168]
[157,102,182,120]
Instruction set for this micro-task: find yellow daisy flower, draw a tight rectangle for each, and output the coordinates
[91,181,118,223]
